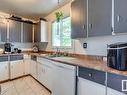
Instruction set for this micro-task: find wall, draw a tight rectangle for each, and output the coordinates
[45,2,127,56]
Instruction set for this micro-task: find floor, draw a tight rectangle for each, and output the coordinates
[0,76,51,95]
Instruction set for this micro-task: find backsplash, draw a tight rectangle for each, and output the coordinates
[74,34,127,56]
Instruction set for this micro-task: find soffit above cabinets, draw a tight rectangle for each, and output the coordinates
[0,0,71,20]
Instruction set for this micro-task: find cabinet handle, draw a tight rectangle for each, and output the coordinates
[117,15,120,22]
[83,24,85,30]
[89,24,92,30]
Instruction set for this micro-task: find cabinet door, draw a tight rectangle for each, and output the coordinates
[34,23,40,42]
[30,60,37,79]
[9,20,21,42]
[23,23,33,42]
[10,60,24,79]
[0,23,7,42]
[107,73,127,95]
[114,0,127,33]
[71,0,87,39]
[88,0,112,37]
[107,88,126,95]
[24,60,30,75]
[37,62,42,82]
[42,63,52,90]
[78,77,105,95]
[0,62,9,81]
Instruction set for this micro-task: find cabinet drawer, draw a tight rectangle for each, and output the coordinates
[107,73,127,93]
[10,55,24,61]
[79,67,106,85]
[0,56,8,62]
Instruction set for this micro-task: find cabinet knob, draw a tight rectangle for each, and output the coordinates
[88,73,92,77]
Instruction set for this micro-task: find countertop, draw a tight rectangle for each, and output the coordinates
[1,52,127,77]
[27,53,127,77]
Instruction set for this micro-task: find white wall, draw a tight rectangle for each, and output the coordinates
[45,2,127,56]
[74,35,127,56]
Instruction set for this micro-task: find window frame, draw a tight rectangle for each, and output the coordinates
[51,16,72,49]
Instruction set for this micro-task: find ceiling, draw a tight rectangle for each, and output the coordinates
[0,0,71,20]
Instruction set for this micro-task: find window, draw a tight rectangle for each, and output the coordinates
[52,17,72,48]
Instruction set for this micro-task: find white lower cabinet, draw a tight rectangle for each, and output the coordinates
[30,60,37,79]
[24,54,31,75]
[107,87,126,95]
[10,60,24,79]
[78,77,106,95]
[37,57,53,90]
[0,61,9,81]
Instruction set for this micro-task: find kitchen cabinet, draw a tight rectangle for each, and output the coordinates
[52,62,76,95]
[30,55,37,79]
[0,22,7,42]
[10,55,24,79]
[0,56,9,81]
[78,77,106,95]
[34,20,48,42]
[24,54,31,75]
[88,0,112,37]
[34,23,40,42]
[10,60,24,79]
[107,73,127,95]
[37,57,53,90]
[78,67,106,95]
[107,88,126,95]
[113,0,127,33]
[71,0,87,39]
[9,20,21,42]
[71,0,112,38]
[23,22,33,42]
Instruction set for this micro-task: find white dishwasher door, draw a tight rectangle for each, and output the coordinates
[52,62,76,95]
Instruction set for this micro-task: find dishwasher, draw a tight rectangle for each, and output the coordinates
[52,62,76,95]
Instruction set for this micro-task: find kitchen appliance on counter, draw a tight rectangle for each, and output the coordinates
[4,43,13,54]
[107,42,127,71]
[32,45,39,53]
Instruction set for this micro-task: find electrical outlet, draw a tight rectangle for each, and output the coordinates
[83,43,87,48]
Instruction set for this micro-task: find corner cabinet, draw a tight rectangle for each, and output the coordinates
[23,22,33,42]
[71,0,87,39]
[34,20,48,42]
[9,20,21,42]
